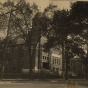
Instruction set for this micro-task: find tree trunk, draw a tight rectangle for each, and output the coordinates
[28,40,32,79]
[38,38,41,69]
[27,43,32,78]
[65,41,69,80]
[85,67,88,80]
[27,30,42,79]
[26,31,32,79]
[62,41,65,79]
[1,10,12,80]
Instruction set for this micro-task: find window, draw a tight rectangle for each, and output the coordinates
[43,56,44,59]
[22,46,28,51]
[53,67,55,71]
[47,57,48,60]
[59,60,60,65]
[45,56,46,60]
[53,58,54,64]
[56,68,58,71]
[76,62,79,67]
[57,59,58,64]
[55,59,56,64]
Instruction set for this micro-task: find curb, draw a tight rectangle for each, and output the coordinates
[0,79,86,83]
[0,81,11,84]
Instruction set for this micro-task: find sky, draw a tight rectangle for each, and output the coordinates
[0,0,72,11]
[26,0,71,11]
[0,0,72,38]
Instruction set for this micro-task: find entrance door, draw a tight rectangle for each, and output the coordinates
[43,62,49,69]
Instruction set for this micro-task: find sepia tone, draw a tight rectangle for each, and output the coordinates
[0,0,88,88]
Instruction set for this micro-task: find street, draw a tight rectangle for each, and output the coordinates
[0,80,88,88]
[0,81,65,88]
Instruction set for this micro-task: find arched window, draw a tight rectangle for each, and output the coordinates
[76,62,79,67]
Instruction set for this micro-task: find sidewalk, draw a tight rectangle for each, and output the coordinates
[0,78,86,82]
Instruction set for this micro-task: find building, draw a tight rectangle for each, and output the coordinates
[70,58,84,76]
[0,33,85,77]
[0,32,62,74]
[69,44,88,76]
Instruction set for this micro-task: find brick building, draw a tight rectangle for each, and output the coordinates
[70,58,84,76]
[0,34,62,74]
[0,36,85,76]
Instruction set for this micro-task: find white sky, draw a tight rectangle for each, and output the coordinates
[26,0,71,11]
[0,0,72,11]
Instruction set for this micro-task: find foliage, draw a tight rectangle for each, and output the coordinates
[70,1,88,19]
[43,2,86,59]
[44,3,57,12]
[70,1,88,35]
[69,1,88,65]
[32,12,51,32]
[0,0,41,78]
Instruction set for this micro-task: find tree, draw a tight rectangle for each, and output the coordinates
[43,5,86,80]
[0,0,39,79]
[70,1,88,80]
[43,9,70,80]
[0,0,51,79]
